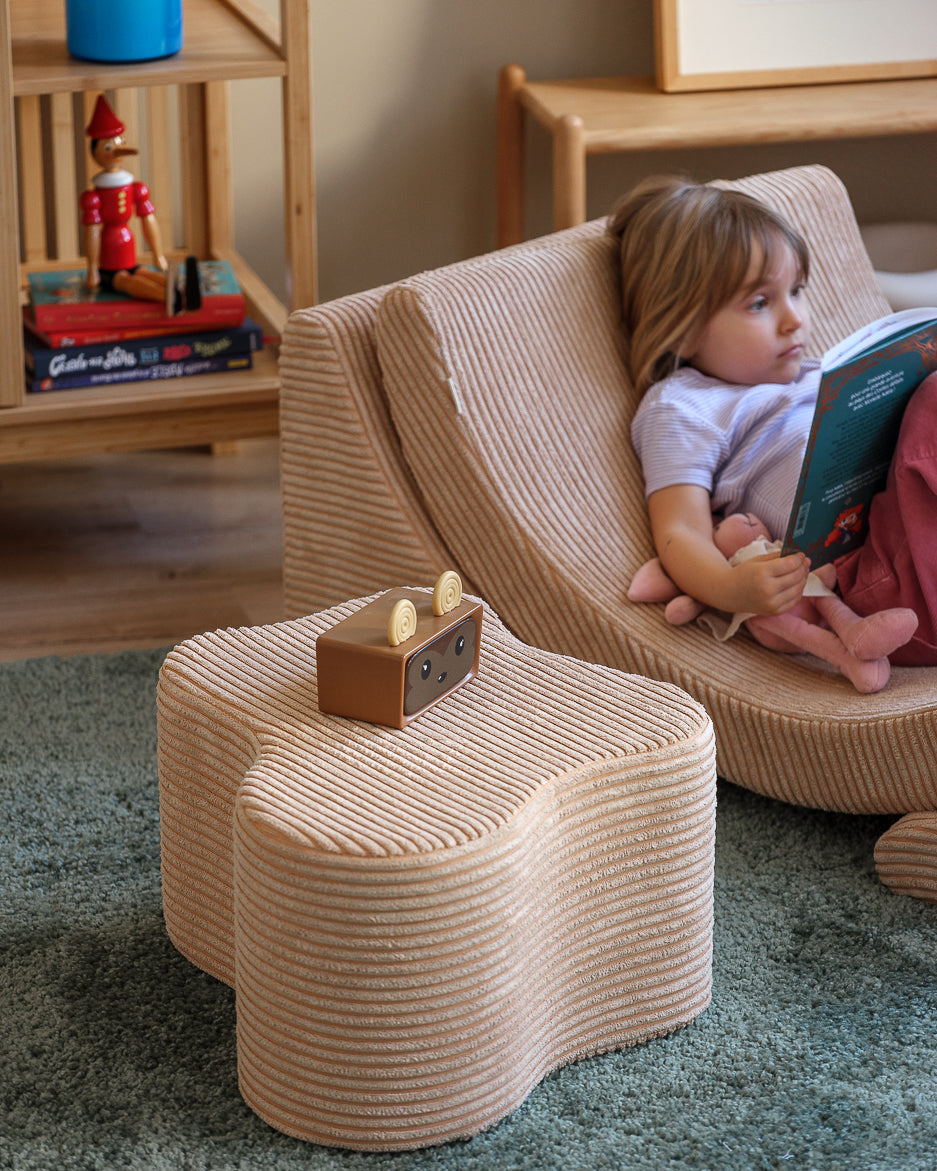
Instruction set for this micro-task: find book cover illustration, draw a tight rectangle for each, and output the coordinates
[782,308,937,568]
[27,258,245,332]
[25,317,263,383]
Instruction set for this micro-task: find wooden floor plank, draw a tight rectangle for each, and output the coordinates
[0,439,283,661]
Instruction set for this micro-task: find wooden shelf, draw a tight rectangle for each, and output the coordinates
[497,66,937,245]
[0,347,280,461]
[0,0,315,463]
[11,0,285,95]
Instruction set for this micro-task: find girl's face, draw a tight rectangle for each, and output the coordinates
[684,239,811,386]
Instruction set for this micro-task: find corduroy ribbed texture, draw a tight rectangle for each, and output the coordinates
[874,812,937,901]
[157,596,716,1150]
[358,166,937,897]
[276,164,937,900]
[278,289,461,617]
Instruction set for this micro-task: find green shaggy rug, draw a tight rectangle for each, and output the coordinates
[1,647,935,1170]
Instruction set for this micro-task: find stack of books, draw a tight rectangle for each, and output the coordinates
[23,258,264,393]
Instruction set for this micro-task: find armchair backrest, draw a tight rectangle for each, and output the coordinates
[372,165,889,659]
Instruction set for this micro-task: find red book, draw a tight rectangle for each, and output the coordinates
[21,308,257,348]
[27,259,245,333]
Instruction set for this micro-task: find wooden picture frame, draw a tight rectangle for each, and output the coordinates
[654,0,937,93]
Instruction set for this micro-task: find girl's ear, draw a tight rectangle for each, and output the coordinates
[674,312,704,365]
[674,329,699,365]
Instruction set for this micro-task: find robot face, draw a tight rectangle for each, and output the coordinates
[316,576,483,728]
[404,617,478,716]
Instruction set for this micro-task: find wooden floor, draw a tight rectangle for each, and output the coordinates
[0,439,284,662]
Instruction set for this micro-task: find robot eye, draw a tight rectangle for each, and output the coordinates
[455,635,465,655]
[420,659,432,680]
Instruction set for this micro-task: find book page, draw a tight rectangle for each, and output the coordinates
[822,307,937,370]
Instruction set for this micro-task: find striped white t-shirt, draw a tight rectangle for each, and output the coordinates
[631,360,821,540]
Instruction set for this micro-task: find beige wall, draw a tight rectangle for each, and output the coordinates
[232,0,937,308]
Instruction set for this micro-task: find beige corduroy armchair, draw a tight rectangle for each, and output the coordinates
[278,164,937,901]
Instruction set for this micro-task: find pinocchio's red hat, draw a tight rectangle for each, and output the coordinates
[85,94,125,139]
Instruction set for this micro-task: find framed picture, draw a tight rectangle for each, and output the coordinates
[654,0,937,93]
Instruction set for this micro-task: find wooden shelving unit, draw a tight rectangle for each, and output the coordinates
[497,65,937,246]
[0,0,315,462]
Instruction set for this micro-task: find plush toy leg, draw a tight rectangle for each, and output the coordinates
[812,595,918,661]
[627,558,682,604]
[875,812,937,903]
[745,613,891,693]
[627,557,706,625]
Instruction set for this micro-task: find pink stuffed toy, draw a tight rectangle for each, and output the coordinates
[628,512,918,693]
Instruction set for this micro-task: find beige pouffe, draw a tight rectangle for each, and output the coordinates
[874,812,937,901]
[157,593,716,1151]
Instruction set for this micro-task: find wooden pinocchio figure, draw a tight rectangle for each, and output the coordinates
[80,94,168,301]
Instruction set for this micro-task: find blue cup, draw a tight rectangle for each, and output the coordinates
[66,0,183,63]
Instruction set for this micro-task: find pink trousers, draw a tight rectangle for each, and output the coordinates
[835,371,937,666]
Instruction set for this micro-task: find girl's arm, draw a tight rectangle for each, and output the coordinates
[647,484,810,616]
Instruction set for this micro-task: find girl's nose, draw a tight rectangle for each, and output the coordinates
[780,299,803,332]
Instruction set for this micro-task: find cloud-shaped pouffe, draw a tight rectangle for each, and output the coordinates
[157,594,716,1150]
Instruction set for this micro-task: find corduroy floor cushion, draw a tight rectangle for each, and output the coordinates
[157,594,716,1150]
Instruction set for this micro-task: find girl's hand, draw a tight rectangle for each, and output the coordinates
[728,550,811,616]
[647,484,810,616]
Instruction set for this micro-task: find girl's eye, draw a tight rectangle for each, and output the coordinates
[748,296,768,312]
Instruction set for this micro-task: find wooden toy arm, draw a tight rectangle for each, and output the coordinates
[140,212,168,271]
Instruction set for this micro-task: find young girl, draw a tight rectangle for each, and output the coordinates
[609,175,937,666]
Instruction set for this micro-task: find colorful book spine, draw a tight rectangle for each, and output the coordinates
[24,312,258,348]
[27,259,245,332]
[25,318,264,381]
[27,353,253,393]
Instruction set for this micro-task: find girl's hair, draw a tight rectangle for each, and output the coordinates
[607,176,810,394]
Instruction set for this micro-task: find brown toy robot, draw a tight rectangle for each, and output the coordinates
[316,572,482,728]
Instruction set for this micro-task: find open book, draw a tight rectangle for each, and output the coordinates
[781,307,937,568]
